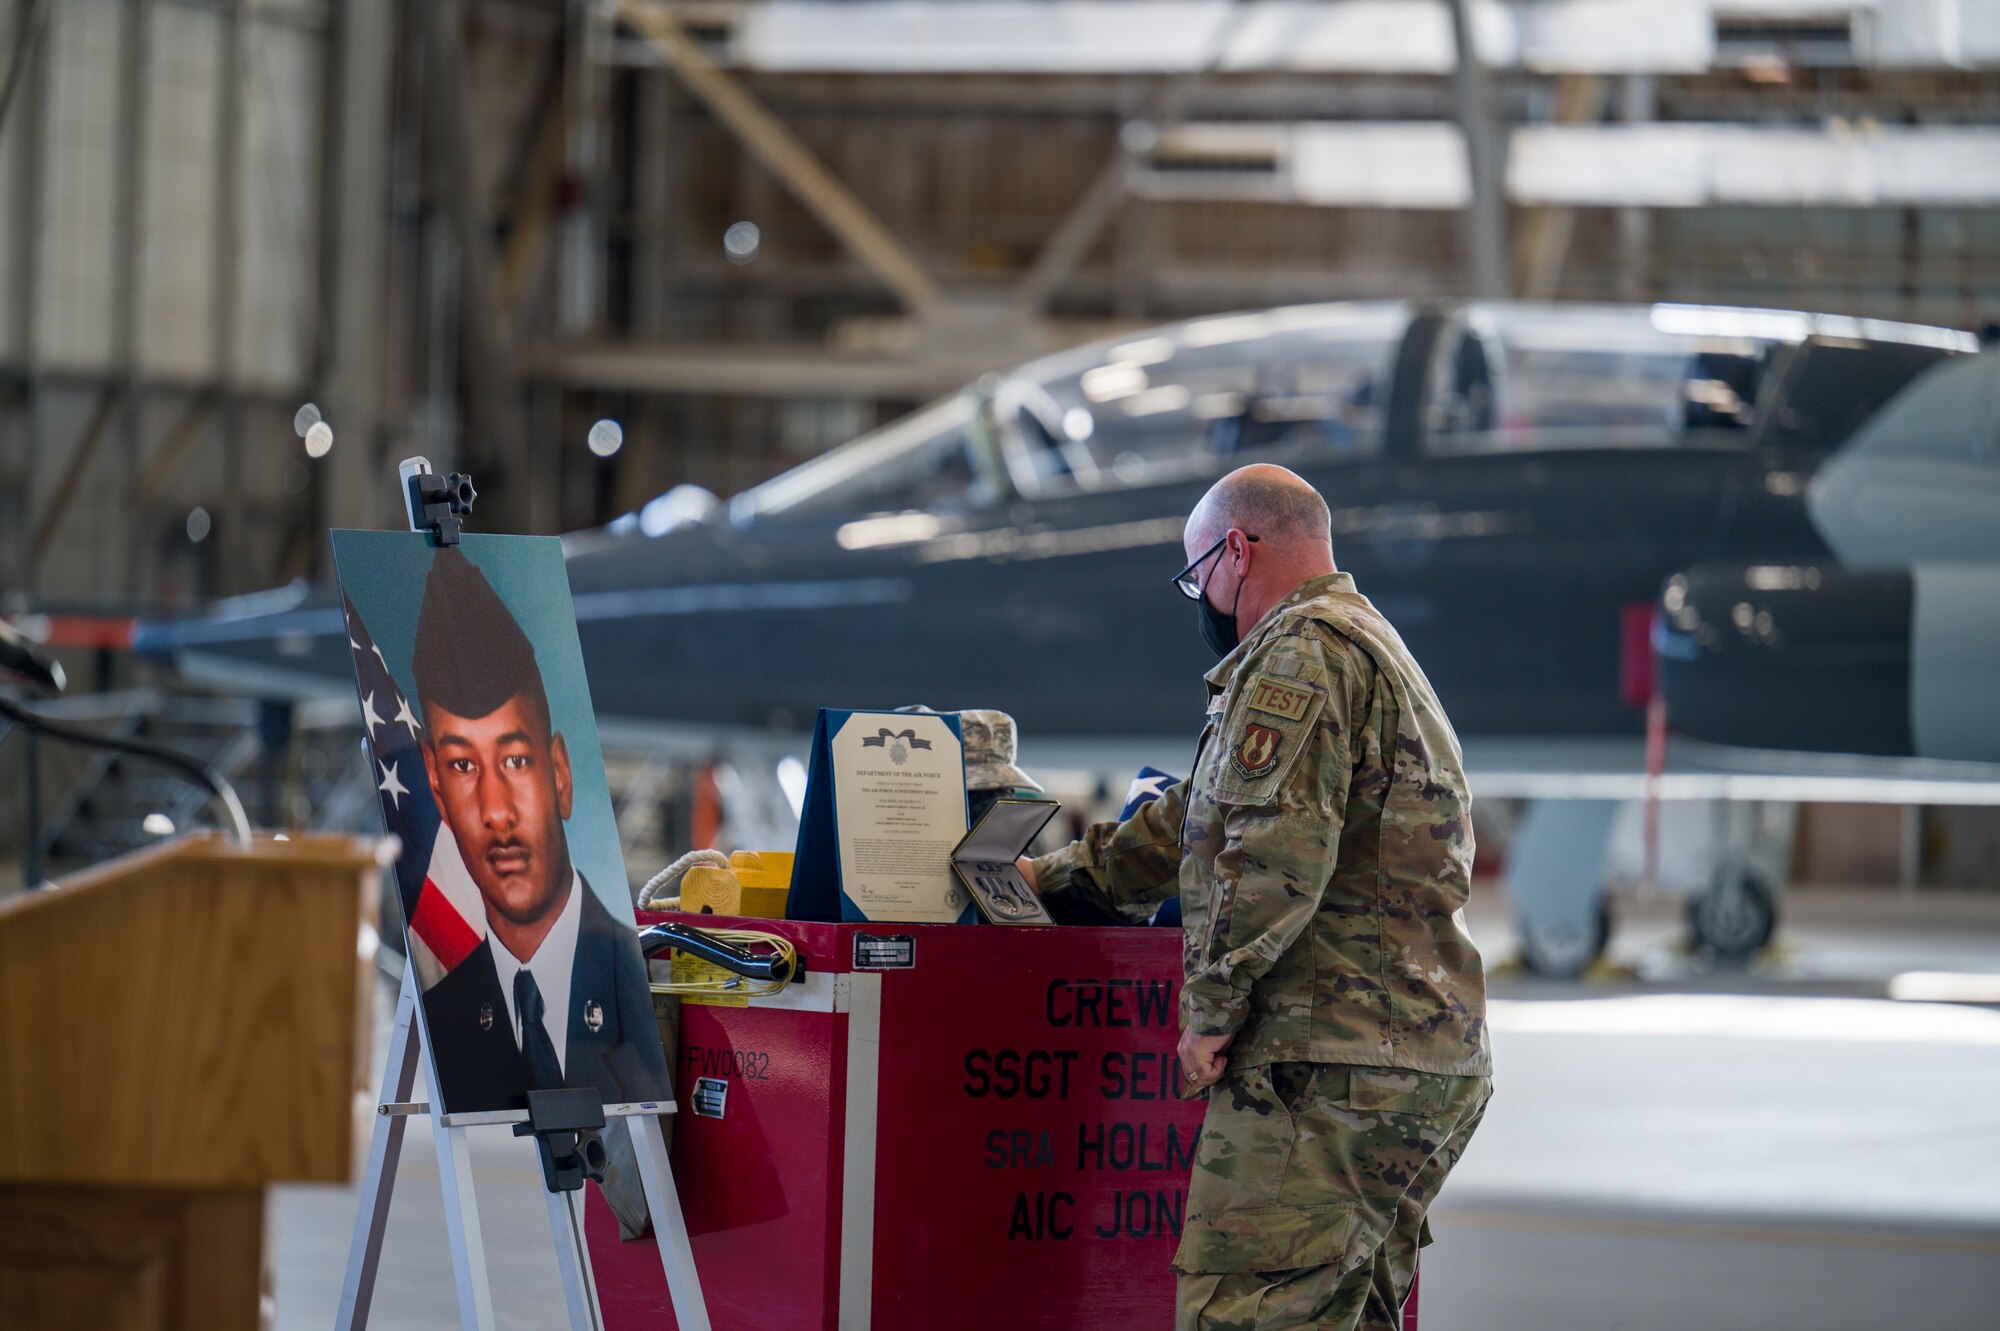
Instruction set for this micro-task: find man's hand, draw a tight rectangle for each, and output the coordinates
[1016,857,1040,895]
[1177,1028,1234,1092]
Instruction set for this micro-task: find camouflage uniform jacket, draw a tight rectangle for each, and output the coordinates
[1032,572,1491,1077]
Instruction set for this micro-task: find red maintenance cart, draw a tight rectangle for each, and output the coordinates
[585,916,1421,1331]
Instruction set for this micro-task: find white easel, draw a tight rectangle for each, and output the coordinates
[335,965,712,1331]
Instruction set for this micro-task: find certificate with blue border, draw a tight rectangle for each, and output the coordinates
[787,709,974,924]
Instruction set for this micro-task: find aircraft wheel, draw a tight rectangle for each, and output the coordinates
[1517,902,1610,980]
[1687,870,1777,964]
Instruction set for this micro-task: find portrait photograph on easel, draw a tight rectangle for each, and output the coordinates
[326,472,710,1331]
[332,528,671,1117]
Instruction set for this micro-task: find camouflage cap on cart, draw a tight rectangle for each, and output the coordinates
[959,708,1041,794]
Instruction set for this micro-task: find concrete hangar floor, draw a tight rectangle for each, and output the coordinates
[269,887,2000,1331]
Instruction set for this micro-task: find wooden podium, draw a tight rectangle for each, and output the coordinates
[0,833,379,1331]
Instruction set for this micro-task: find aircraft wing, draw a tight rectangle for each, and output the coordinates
[1006,732,2000,805]
[1461,735,2000,805]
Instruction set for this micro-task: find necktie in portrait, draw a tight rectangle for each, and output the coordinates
[513,969,566,1091]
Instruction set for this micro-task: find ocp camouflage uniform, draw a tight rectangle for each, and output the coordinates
[1032,572,1493,1331]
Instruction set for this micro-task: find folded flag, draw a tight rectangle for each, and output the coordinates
[1119,765,1179,821]
[1120,765,1183,928]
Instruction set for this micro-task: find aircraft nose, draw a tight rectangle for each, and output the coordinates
[1654,563,1914,756]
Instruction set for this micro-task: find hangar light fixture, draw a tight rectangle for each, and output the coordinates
[589,419,625,458]
[724,220,762,264]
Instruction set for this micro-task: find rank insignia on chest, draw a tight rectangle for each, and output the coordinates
[1233,723,1285,779]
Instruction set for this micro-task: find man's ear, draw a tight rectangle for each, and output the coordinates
[551,732,573,822]
[420,741,450,828]
[1228,527,1253,572]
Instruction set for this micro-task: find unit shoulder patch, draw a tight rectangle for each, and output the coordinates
[1232,723,1286,780]
[1243,672,1315,722]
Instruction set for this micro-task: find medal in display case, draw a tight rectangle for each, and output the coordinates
[950,799,1061,926]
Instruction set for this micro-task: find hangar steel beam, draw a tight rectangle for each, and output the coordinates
[0,0,50,134]
[212,0,246,588]
[213,0,245,393]
[1447,0,1509,299]
[133,394,221,510]
[1016,0,1256,315]
[8,0,51,594]
[523,340,997,399]
[1016,112,1156,316]
[115,0,156,596]
[1512,73,1603,300]
[31,389,126,565]
[322,0,395,532]
[416,0,534,532]
[614,0,945,317]
[497,54,570,316]
[1615,74,1654,301]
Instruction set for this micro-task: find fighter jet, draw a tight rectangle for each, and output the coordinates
[1657,346,2000,763]
[140,300,1966,737]
[1502,343,2000,978]
[113,299,1997,972]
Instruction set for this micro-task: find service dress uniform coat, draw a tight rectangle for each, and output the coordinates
[422,877,671,1115]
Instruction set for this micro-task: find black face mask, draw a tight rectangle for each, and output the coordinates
[1197,574,1243,658]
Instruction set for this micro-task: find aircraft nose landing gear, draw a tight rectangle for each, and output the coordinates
[1687,868,1779,964]
[1504,797,1791,979]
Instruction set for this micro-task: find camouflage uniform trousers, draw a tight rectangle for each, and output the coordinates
[1173,1062,1492,1331]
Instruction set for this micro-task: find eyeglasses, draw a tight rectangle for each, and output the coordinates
[1170,533,1257,600]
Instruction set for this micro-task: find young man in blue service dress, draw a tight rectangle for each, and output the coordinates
[412,548,669,1114]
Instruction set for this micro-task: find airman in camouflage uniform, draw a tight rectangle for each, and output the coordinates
[1029,466,1492,1331]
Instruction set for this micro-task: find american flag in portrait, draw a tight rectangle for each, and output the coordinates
[342,592,486,989]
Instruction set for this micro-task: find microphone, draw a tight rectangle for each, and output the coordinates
[0,619,65,694]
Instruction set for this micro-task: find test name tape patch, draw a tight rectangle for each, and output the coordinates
[1245,673,1314,722]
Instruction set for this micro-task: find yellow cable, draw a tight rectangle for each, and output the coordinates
[649,927,800,1001]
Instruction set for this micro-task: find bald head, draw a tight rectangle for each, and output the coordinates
[1187,465,1333,556]
[1180,465,1336,648]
